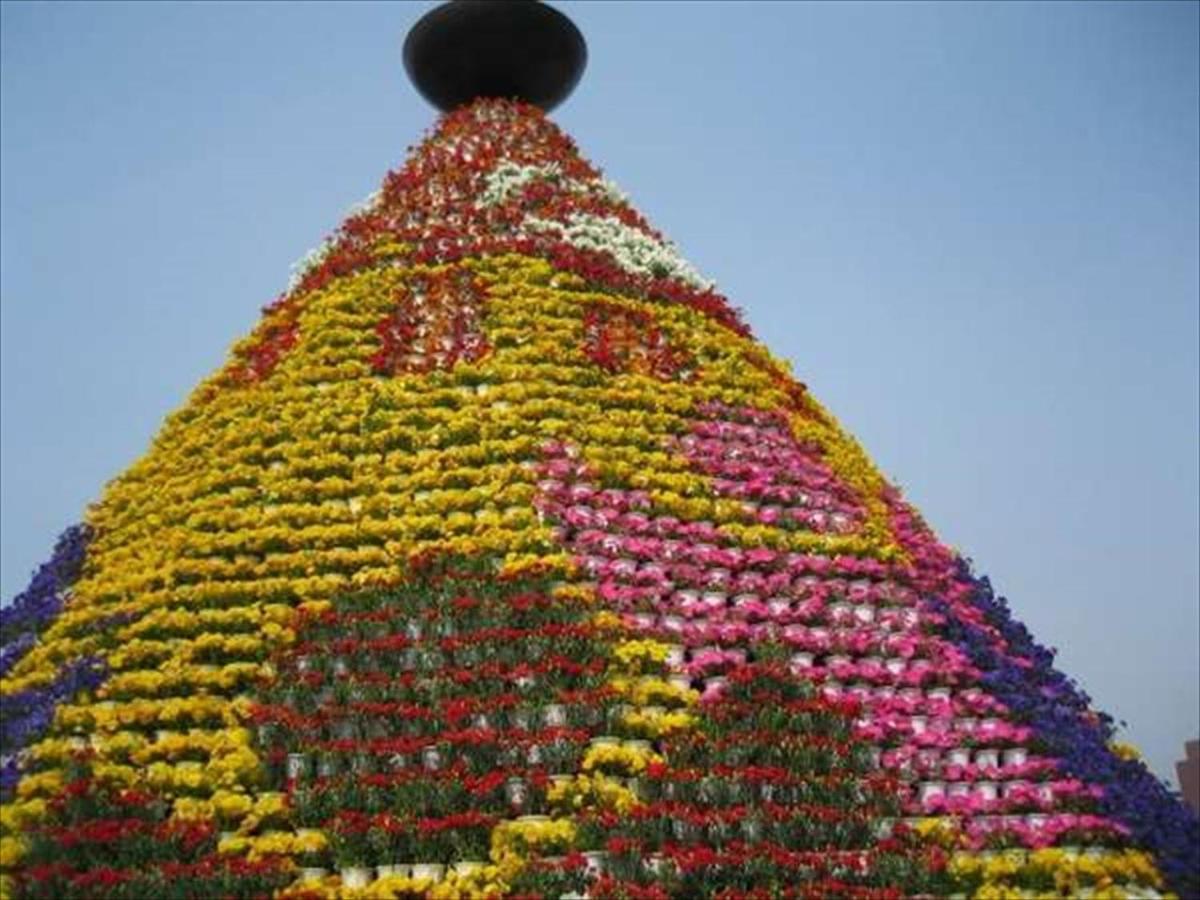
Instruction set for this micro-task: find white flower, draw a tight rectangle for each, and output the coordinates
[526,213,714,291]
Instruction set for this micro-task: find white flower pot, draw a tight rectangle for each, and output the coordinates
[340,867,372,889]
[947,748,972,767]
[974,748,1000,769]
[452,861,485,876]
[660,614,684,634]
[411,863,445,881]
[1002,747,1028,768]
[505,777,528,808]
[300,867,328,882]
[644,853,672,875]
[286,752,308,781]
[974,781,999,802]
[583,851,607,876]
[542,704,567,728]
[917,781,946,803]
[422,745,442,771]
[668,674,693,692]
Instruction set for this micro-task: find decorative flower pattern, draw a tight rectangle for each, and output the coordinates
[0,97,1193,898]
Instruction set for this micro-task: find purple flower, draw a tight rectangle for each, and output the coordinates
[0,524,91,677]
[929,563,1200,896]
[0,656,107,800]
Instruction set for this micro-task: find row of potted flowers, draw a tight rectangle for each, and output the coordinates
[883,493,1184,890]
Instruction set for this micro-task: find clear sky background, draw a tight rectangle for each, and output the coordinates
[2,1,1197,785]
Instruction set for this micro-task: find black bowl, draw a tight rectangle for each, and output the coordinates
[403,0,587,112]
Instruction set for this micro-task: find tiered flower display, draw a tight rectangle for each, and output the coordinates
[1,96,1195,900]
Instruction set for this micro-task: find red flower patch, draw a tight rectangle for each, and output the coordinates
[582,301,694,381]
[372,266,490,375]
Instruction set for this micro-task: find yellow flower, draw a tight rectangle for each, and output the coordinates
[580,741,663,776]
[611,639,671,673]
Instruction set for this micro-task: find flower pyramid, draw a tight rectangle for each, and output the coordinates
[1,97,1196,900]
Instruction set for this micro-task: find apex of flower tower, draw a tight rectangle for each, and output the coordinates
[403,1,587,113]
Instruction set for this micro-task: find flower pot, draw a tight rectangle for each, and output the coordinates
[974,748,1000,770]
[286,752,309,781]
[917,781,946,804]
[947,748,972,768]
[630,612,655,629]
[663,645,685,668]
[340,866,372,889]
[452,861,485,877]
[790,652,814,670]
[422,745,442,771]
[509,708,533,731]
[542,704,567,728]
[376,864,409,879]
[702,676,728,698]
[583,851,607,876]
[1002,747,1028,768]
[668,674,693,692]
[505,777,528,810]
[300,868,328,882]
[645,853,673,875]
[410,863,445,882]
[974,781,999,802]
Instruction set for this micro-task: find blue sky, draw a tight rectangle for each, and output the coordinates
[2,1,1197,785]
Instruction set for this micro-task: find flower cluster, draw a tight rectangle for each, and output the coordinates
[371,267,489,375]
[9,757,294,900]
[582,300,695,382]
[0,525,90,679]
[1,95,1189,898]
